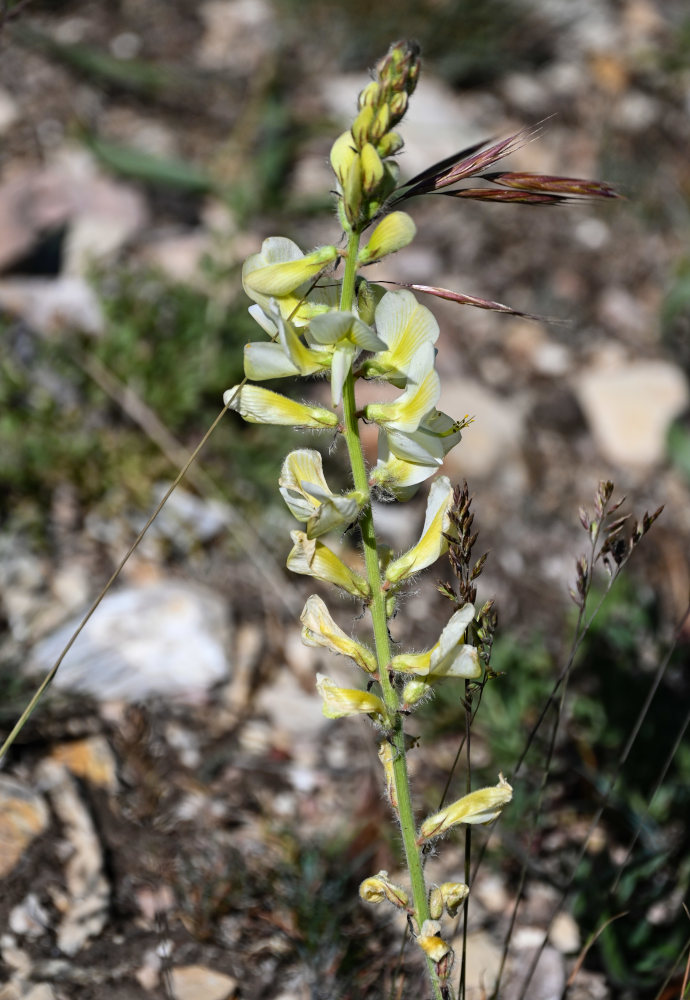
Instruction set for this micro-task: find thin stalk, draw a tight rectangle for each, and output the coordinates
[339,228,442,1000]
[458,679,473,1000]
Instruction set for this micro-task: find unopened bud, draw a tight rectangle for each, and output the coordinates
[389,91,408,122]
[358,211,416,264]
[356,279,383,325]
[402,677,431,708]
[439,882,469,917]
[359,871,409,910]
[361,142,385,195]
[370,104,391,142]
[330,130,357,186]
[352,105,375,147]
[377,131,404,158]
[358,80,381,108]
[343,154,363,226]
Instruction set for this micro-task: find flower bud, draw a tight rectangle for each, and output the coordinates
[389,91,408,122]
[376,131,404,158]
[378,740,398,810]
[370,104,391,142]
[358,211,416,264]
[428,886,443,920]
[343,154,363,226]
[330,130,357,186]
[360,142,385,195]
[356,279,384,326]
[401,677,431,708]
[352,105,375,148]
[358,80,381,108]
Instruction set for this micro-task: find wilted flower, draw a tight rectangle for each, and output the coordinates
[316,673,389,724]
[301,595,377,673]
[287,531,370,599]
[359,870,410,909]
[417,775,513,844]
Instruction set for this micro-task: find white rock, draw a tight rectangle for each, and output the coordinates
[9,894,51,939]
[574,359,689,467]
[0,277,104,336]
[37,760,109,956]
[504,941,566,1000]
[27,580,231,702]
[549,910,581,954]
[450,929,501,997]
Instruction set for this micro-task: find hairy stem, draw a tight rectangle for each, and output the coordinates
[339,229,442,1000]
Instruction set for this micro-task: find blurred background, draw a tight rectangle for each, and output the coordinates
[1,2,689,998]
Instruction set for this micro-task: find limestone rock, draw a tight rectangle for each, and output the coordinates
[574,358,689,467]
[27,580,231,702]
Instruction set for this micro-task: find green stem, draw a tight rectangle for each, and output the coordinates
[339,228,443,1000]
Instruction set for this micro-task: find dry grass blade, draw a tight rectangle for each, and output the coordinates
[564,911,630,994]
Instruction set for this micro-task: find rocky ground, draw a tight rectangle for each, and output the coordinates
[1,2,689,999]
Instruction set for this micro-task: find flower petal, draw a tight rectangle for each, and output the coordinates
[224,385,338,428]
[385,476,454,584]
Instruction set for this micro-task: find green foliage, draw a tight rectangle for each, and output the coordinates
[0,266,294,530]
[569,581,690,991]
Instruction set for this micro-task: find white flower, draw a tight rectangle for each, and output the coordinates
[279,450,362,537]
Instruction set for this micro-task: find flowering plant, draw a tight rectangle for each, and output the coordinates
[225,41,617,999]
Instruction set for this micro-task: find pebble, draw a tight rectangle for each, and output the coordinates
[0,777,50,878]
[36,760,109,956]
[169,965,237,1000]
[452,929,501,997]
[574,358,689,466]
[504,941,565,1000]
[27,580,231,702]
[49,736,119,793]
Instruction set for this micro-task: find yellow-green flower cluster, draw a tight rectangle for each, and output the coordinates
[223,43,514,992]
[330,40,420,232]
